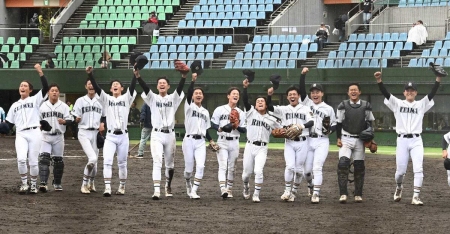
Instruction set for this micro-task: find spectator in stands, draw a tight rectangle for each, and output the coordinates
[335,14,348,42]
[45,57,55,69]
[98,50,111,69]
[363,0,373,31]
[128,101,141,125]
[407,20,428,49]
[29,13,40,40]
[315,23,329,50]
[148,11,159,25]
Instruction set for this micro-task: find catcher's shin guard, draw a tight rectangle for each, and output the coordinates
[167,168,175,187]
[38,153,51,184]
[337,157,351,196]
[52,157,65,185]
[353,160,365,196]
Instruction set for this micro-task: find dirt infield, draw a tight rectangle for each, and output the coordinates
[1,137,450,234]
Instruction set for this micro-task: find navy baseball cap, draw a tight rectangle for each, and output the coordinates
[309,83,323,92]
[404,82,417,91]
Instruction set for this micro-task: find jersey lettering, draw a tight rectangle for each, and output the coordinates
[285,112,307,121]
[81,106,102,114]
[219,114,229,121]
[41,111,64,119]
[251,119,271,131]
[14,103,34,112]
[108,100,126,107]
[399,107,418,114]
[310,107,326,118]
[191,110,208,122]
[156,101,173,108]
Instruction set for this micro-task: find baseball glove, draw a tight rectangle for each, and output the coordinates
[230,109,240,129]
[0,122,10,134]
[429,62,448,77]
[40,120,52,131]
[285,124,303,139]
[174,60,190,74]
[208,141,220,152]
[97,132,105,149]
[322,116,331,135]
[364,140,378,153]
[221,123,233,133]
[359,127,374,142]
[444,158,450,170]
[271,128,287,138]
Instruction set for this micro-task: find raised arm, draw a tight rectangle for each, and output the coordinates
[242,79,251,111]
[35,64,49,96]
[374,71,391,100]
[186,73,197,105]
[299,67,309,101]
[135,69,150,94]
[86,66,101,96]
[176,73,187,96]
[129,71,137,96]
[427,76,442,100]
[267,87,274,112]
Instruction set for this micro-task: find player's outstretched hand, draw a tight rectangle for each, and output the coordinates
[443,149,448,159]
[208,140,220,152]
[301,67,309,74]
[337,138,342,148]
[133,67,140,78]
[268,87,274,96]
[192,73,198,82]
[99,123,105,132]
[86,66,93,74]
[57,118,65,125]
[76,117,81,123]
[34,64,43,75]
[243,79,249,88]
[374,71,382,81]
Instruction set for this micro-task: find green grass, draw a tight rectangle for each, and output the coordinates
[129,141,444,158]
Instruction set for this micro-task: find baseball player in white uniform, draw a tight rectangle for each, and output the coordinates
[267,85,314,202]
[2,64,49,194]
[241,79,282,202]
[38,83,72,192]
[211,88,246,198]
[336,83,375,203]
[73,78,105,194]
[137,70,186,200]
[442,132,450,187]
[182,73,216,199]
[86,66,137,197]
[374,71,441,205]
[299,68,337,204]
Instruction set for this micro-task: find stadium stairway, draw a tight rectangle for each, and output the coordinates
[22,44,57,69]
[159,0,200,35]
[395,40,435,67]
[300,42,341,68]
[255,0,292,35]
[64,0,98,29]
[211,43,246,68]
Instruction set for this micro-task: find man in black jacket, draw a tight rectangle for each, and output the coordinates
[134,103,152,159]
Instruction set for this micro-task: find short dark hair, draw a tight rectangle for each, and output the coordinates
[193,87,205,95]
[109,79,123,87]
[285,86,299,95]
[157,76,170,85]
[418,20,423,24]
[348,82,361,91]
[22,80,33,90]
[255,96,267,104]
[48,83,60,91]
[227,87,240,95]
[85,78,90,85]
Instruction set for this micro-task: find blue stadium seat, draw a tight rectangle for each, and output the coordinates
[270,52,279,59]
[271,44,280,51]
[337,51,345,58]
[215,44,223,53]
[370,59,379,67]
[360,59,370,68]
[151,61,160,68]
[439,49,448,57]
[399,33,408,41]
[182,36,190,44]
[235,52,244,59]
[290,43,299,52]
[355,51,363,58]
[335,59,343,68]
[338,43,347,51]
[385,42,394,51]
[278,60,287,68]
[357,34,366,42]
[294,35,303,43]
[352,59,360,68]
[178,20,186,28]
[430,49,439,57]
[434,41,443,50]
[244,52,252,60]
[366,42,375,51]
[280,43,290,52]
[357,43,366,51]
[158,36,166,44]
[199,36,207,44]
[346,51,355,58]
[191,36,199,44]
[159,45,168,53]
[262,44,271,52]
[253,44,262,52]
[205,44,214,53]
[187,45,195,53]
[242,60,252,68]
[393,42,403,51]
[278,35,286,43]
[309,43,318,52]
[365,34,374,41]
[390,33,399,41]
[391,50,400,58]
[343,59,352,68]
[444,58,450,67]
[348,34,357,42]
[288,60,295,68]
[300,44,308,52]
[216,36,224,44]
[375,42,384,51]
[374,33,382,41]
[168,45,176,53]
[269,35,278,43]
[328,51,337,58]
[233,60,243,68]
[382,33,391,41]
[325,60,334,68]
[373,50,382,59]
[262,52,270,59]
[261,35,269,43]
[408,58,418,67]
[298,52,307,60]
[280,52,288,59]
[435,58,444,66]
[289,52,298,59]
[224,36,232,44]
[425,58,435,67]
[205,53,214,60]
[178,45,186,53]
[253,35,261,43]
[254,52,262,59]
[403,41,413,50]
[317,60,326,68]
[260,60,269,68]
[382,50,391,58]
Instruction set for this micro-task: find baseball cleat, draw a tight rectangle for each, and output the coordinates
[29,184,38,194]
[411,197,423,206]
[227,189,233,198]
[190,191,200,199]
[53,184,63,191]
[220,188,228,199]
[394,186,403,202]
[81,185,90,194]
[311,194,320,204]
[339,195,348,204]
[243,189,250,200]
[39,183,48,193]
[135,155,144,159]
[115,185,125,195]
[88,181,96,192]
[103,187,112,197]
[280,190,291,201]
[307,185,314,197]
[165,186,173,197]
[252,194,260,203]
[186,182,192,197]
[18,184,29,194]
[152,192,161,200]
[355,196,363,203]
[288,193,296,202]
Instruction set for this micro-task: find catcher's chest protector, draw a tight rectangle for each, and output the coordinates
[341,100,369,134]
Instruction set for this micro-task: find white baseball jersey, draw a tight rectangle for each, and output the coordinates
[99,89,136,131]
[245,106,281,142]
[301,96,337,136]
[184,100,211,136]
[39,100,71,134]
[272,103,313,136]
[444,132,450,145]
[211,104,246,137]
[141,90,184,129]
[384,95,433,134]
[6,90,47,131]
[73,95,104,130]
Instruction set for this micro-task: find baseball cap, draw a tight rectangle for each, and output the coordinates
[190,60,203,75]
[242,69,255,83]
[270,74,282,90]
[134,55,148,70]
[404,82,417,91]
[309,83,323,92]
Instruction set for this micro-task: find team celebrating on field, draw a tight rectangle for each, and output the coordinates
[1,59,449,206]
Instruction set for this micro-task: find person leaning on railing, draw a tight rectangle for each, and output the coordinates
[98,51,111,69]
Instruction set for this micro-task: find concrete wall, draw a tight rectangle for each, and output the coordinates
[0,1,22,38]
[52,0,84,40]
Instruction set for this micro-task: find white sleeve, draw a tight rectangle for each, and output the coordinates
[126,88,137,105]
[5,106,15,124]
[384,94,399,112]
[329,107,337,126]
[246,106,255,119]
[99,90,109,106]
[273,105,284,116]
[206,110,211,129]
[184,100,191,115]
[172,90,185,109]
[444,132,450,145]
[304,108,313,122]
[211,108,220,125]
[34,90,47,107]
[64,105,72,121]
[141,89,155,106]
[239,108,247,127]
[336,108,344,123]
[73,99,82,117]
[421,96,434,113]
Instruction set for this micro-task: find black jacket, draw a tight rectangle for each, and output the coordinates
[140,103,152,128]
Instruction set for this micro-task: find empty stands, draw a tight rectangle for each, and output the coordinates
[0,37,39,69]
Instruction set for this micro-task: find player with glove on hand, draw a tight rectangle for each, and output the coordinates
[267,83,314,202]
[298,67,337,204]
[375,70,442,205]
[182,72,216,199]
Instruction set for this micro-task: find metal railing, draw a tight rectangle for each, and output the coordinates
[173,26,235,37]
[254,25,331,37]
